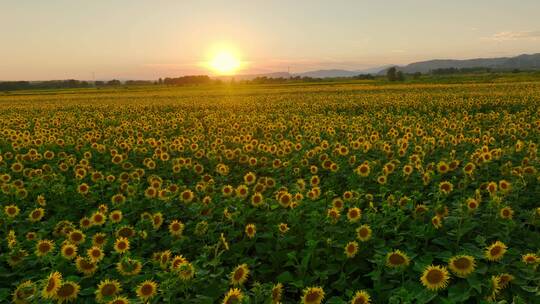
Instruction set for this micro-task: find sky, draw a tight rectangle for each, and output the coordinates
[1,0,540,80]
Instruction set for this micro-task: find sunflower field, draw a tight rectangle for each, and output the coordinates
[0,81,539,304]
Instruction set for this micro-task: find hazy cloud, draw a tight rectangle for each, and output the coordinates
[484,30,540,41]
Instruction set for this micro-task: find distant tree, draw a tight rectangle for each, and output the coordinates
[158,78,163,84]
[107,79,121,86]
[386,67,398,81]
[412,72,422,79]
[95,81,105,86]
[396,71,405,81]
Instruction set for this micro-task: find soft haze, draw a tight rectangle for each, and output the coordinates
[1,0,540,80]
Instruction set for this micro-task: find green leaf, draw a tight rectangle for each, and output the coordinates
[277,271,294,283]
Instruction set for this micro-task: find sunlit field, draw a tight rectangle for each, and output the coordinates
[1,80,539,303]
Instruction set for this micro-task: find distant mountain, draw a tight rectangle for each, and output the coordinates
[386,53,540,74]
[295,66,392,78]
[296,69,359,78]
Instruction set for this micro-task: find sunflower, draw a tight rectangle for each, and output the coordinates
[301,286,325,304]
[522,253,538,265]
[486,182,497,195]
[42,272,62,299]
[430,215,443,229]
[87,246,105,263]
[402,164,413,176]
[243,172,256,185]
[344,241,359,258]
[496,273,514,289]
[152,212,164,230]
[251,192,264,207]
[486,275,501,301]
[170,255,188,270]
[278,223,290,234]
[54,281,80,303]
[463,162,475,175]
[222,288,243,304]
[485,241,507,261]
[327,207,341,222]
[438,181,453,194]
[80,217,92,230]
[499,207,514,220]
[498,180,511,192]
[448,255,476,278]
[347,207,362,222]
[271,283,283,303]
[116,258,142,276]
[28,207,45,222]
[13,280,37,304]
[230,264,250,285]
[386,250,410,268]
[114,237,130,254]
[356,163,370,177]
[75,256,98,276]
[4,204,20,218]
[245,224,256,239]
[420,265,450,291]
[68,230,86,245]
[93,232,108,247]
[168,220,185,237]
[109,210,123,223]
[135,280,158,301]
[278,192,292,208]
[177,262,195,281]
[107,296,130,304]
[91,212,106,225]
[96,279,122,303]
[60,243,78,260]
[350,290,371,304]
[180,189,195,203]
[356,225,372,242]
[35,239,55,257]
[437,161,449,174]
[466,198,479,211]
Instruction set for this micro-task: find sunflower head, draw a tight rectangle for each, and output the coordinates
[448,255,476,278]
[485,241,507,261]
[301,286,325,304]
[223,288,243,304]
[352,225,370,242]
[54,281,80,303]
[42,272,62,299]
[420,265,450,291]
[344,241,359,258]
[386,250,410,268]
[351,290,371,304]
[136,280,157,301]
[230,264,250,286]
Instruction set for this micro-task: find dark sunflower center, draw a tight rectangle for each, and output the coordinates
[101,284,116,296]
[453,258,470,269]
[491,246,502,256]
[389,254,405,265]
[305,291,320,302]
[57,284,75,297]
[426,270,443,283]
[46,279,56,292]
[141,284,153,295]
[233,269,244,281]
[353,297,367,304]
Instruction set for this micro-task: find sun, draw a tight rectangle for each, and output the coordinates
[209,50,241,75]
